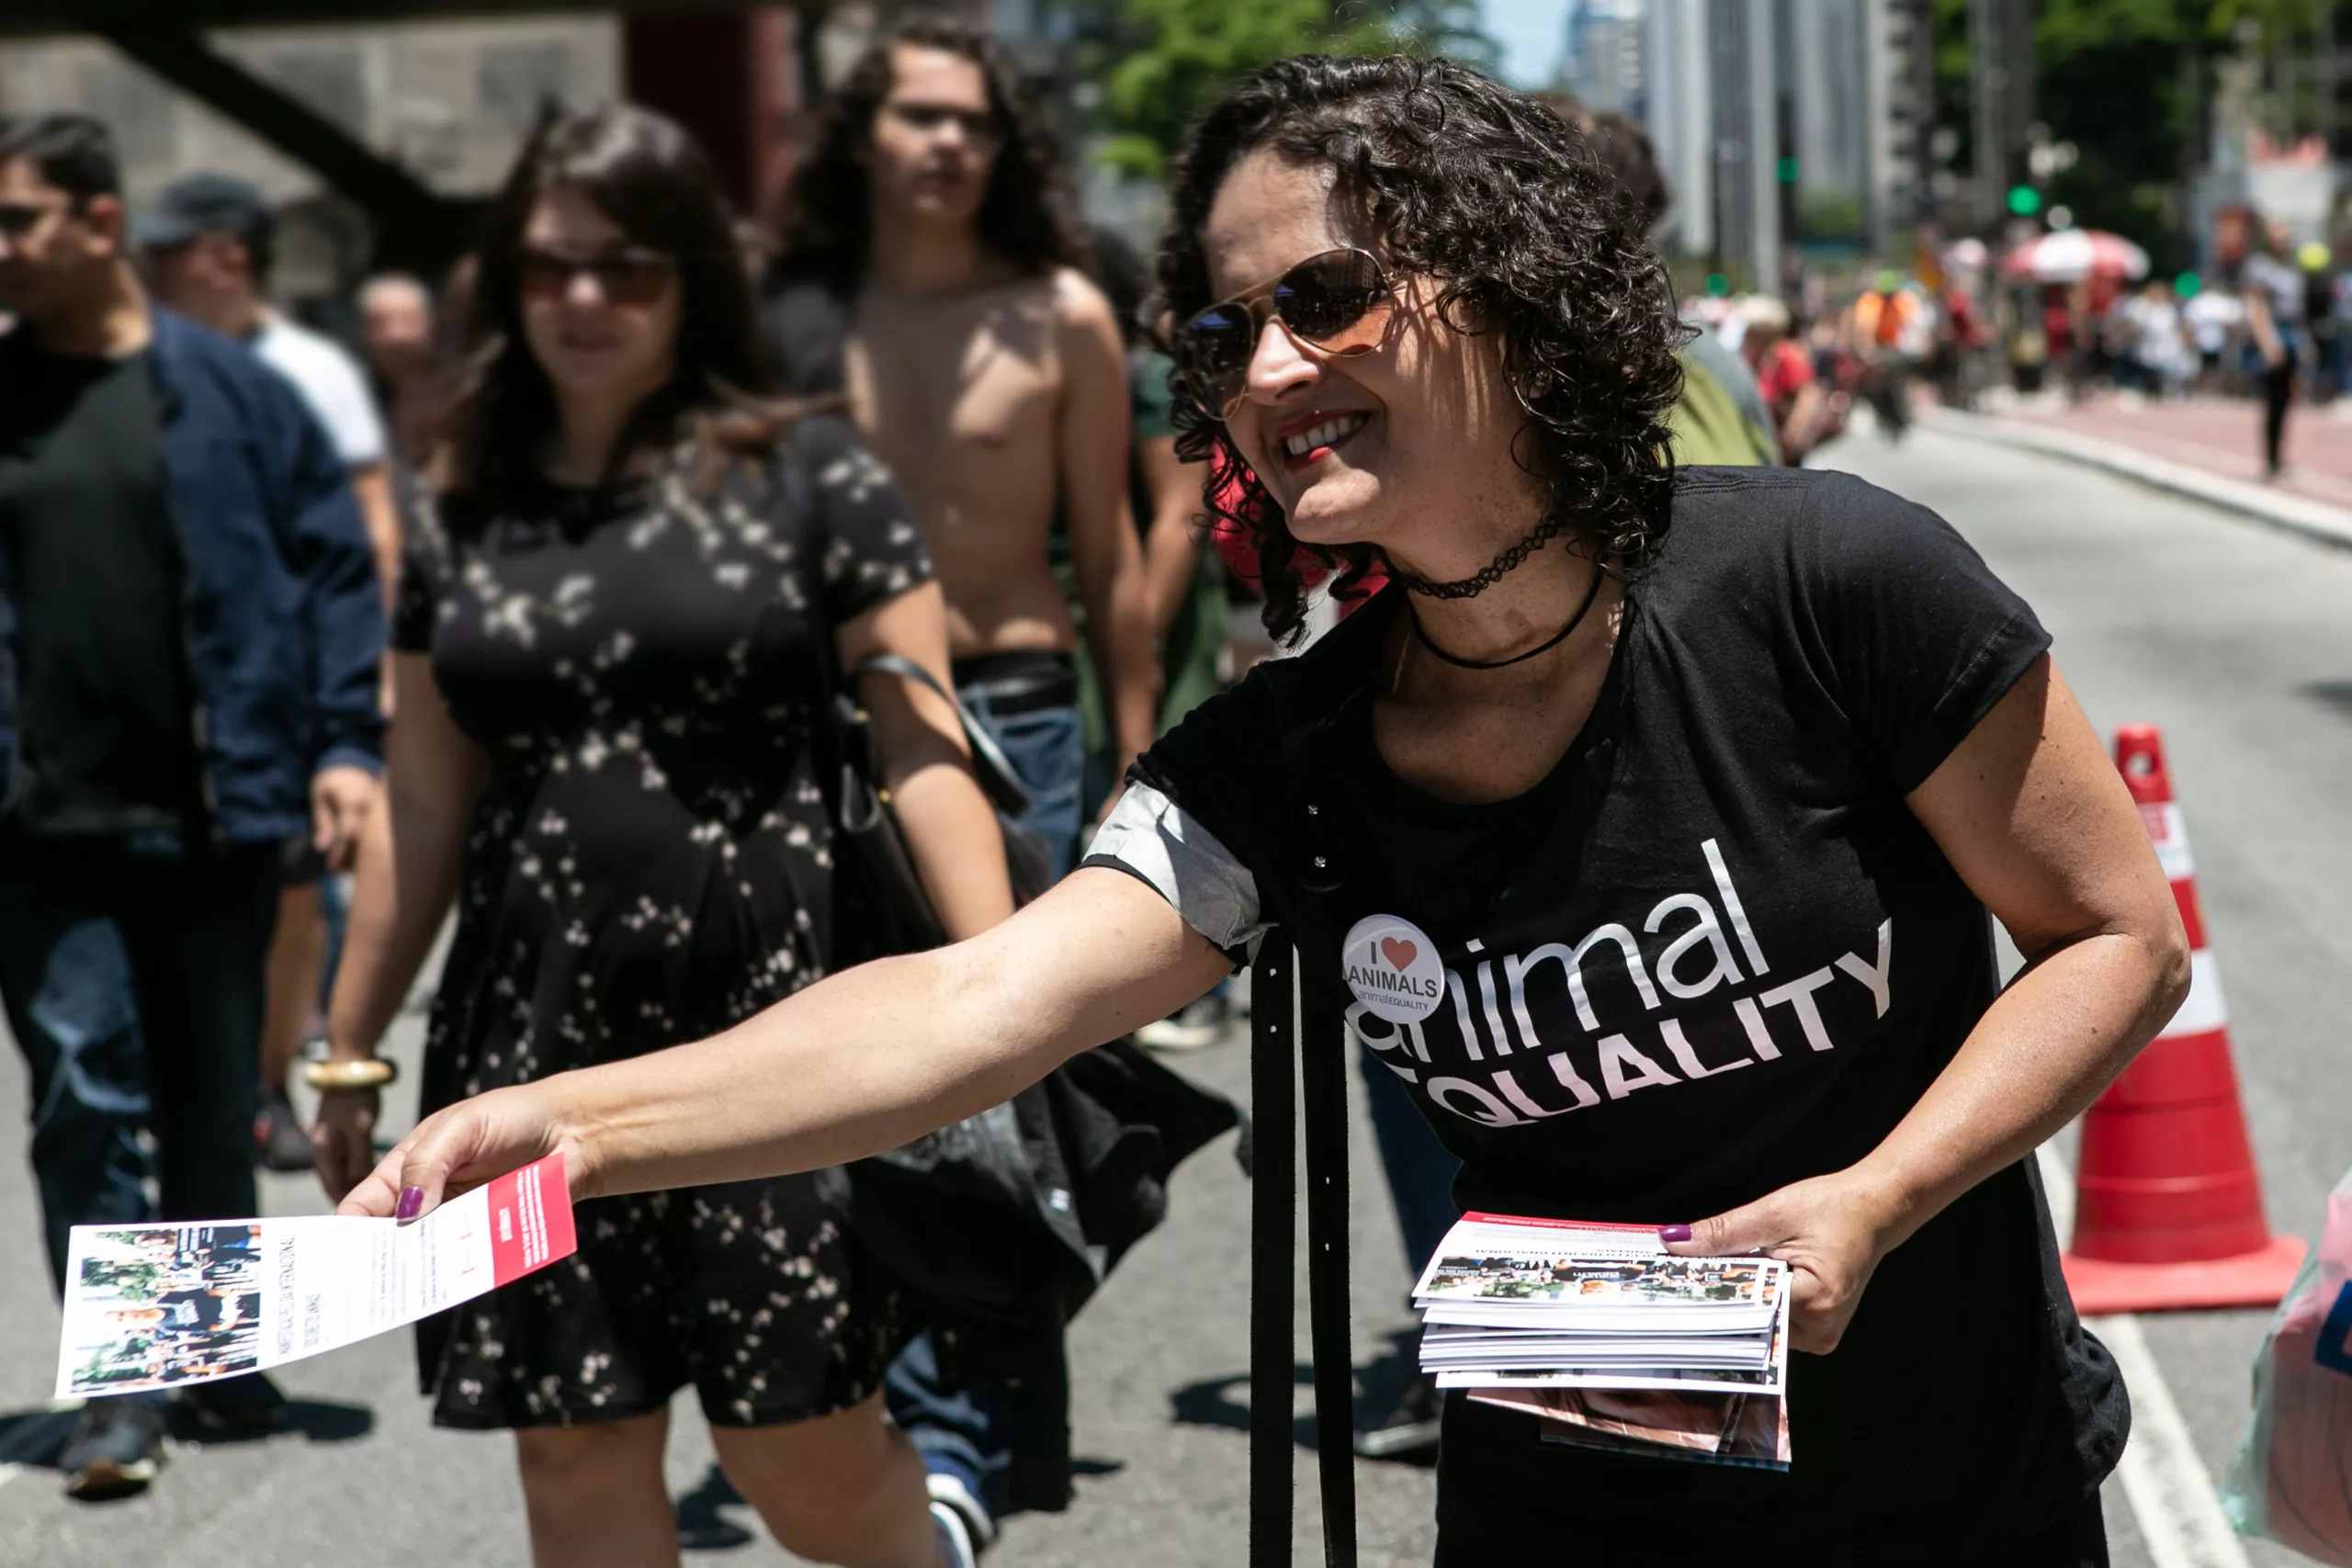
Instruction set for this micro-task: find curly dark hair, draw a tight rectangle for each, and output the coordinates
[438,104,786,535]
[771,15,1086,291]
[1158,55,1687,645]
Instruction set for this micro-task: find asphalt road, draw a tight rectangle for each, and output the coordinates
[2,423,2349,1566]
[1822,426,2352,1568]
[0,974,1437,1566]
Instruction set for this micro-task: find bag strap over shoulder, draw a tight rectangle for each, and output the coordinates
[1250,660,1359,1568]
[847,652,1035,821]
[1248,939,1295,1568]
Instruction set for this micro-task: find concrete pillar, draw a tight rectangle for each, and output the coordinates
[622,9,798,221]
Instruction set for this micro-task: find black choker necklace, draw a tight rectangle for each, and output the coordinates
[1407,559,1607,671]
[1389,512,1569,599]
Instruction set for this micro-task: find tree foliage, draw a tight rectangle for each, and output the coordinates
[1931,0,2333,267]
[1076,0,1496,180]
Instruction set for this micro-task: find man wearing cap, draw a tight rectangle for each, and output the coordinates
[0,114,383,1499]
[137,173,401,1179]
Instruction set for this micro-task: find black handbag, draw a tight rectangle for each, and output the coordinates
[774,423,1238,1346]
[826,647,1055,964]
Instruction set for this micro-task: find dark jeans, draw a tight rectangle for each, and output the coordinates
[2263,343,2301,474]
[0,827,278,1293]
[883,655,1084,1518]
[952,650,1084,881]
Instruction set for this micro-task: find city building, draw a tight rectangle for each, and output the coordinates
[1637,0,1930,290]
[0,4,1091,309]
[1559,0,1647,119]
[0,19,622,304]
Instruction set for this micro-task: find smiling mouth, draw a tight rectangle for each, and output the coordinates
[1283,412,1370,459]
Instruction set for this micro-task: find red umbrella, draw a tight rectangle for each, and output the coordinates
[2000,229,2151,285]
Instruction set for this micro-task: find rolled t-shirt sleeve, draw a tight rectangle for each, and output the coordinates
[1083,669,1286,961]
[1796,470,2052,793]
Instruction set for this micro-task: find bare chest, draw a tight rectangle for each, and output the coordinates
[843,292,1060,467]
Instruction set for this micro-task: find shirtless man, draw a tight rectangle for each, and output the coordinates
[768,17,1157,880]
[763,20,1158,1562]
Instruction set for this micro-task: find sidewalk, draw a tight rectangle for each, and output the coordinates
[1917,392,2352,552]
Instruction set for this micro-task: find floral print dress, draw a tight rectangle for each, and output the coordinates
[392,416,929,1429]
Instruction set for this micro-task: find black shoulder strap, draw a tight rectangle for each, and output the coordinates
[1250,660,1358,1568]
[848,651,1035,820]
[1248,937,1295,1568]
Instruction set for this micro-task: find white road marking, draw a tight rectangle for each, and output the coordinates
[2037,1144,2252,1568]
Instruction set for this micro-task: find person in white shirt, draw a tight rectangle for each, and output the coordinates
[2183,285,2245,392]
[137,174,398,1173]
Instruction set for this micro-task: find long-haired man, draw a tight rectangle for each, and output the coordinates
[762,20,1158,1560]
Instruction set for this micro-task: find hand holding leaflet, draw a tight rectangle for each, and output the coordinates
[1413,1212,1793,1469]
[56,1153,576,1400]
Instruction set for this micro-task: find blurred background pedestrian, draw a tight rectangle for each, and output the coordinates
[134,170,401,1179]
[313,102,1010,1568]
[356,270,447,471]
[2244,216,2304,480]
[761,24,1153,1552]
[0,111,383,1501]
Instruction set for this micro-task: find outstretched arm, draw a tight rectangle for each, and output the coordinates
[339,864,1234,1221]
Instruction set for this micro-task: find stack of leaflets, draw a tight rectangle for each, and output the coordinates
[1413,1212,1792,1468]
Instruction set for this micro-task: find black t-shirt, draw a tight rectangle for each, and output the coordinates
[0,344,200,835]
[1090,467,2125,1554]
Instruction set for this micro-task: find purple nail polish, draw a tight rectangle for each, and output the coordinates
[1657,1224,1692,1244]
[395,1186,424,1223]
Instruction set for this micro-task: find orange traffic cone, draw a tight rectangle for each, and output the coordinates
[2061,725,2306,1314]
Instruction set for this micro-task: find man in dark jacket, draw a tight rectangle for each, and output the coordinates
[0,114,383,1500]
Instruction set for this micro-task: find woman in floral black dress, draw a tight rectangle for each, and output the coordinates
[315,107,1011,1568]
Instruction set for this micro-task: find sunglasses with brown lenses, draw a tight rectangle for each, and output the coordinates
[1173,247,1396,420]
[515,246,677,308]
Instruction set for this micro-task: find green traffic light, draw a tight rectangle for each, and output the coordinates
[1776,155,1799,184]
[1705,273,1729,297]
[2176,270,2201,299]
[2007,185,2041,217]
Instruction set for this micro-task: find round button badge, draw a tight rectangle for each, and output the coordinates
[1342,913,1446,1023]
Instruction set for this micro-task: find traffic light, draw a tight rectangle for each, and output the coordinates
[1775,156,1799,184]
[2007,185,2042,217]
[2177,271,2202,299]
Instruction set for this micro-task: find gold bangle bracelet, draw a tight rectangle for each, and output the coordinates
[302,1057,397,1092]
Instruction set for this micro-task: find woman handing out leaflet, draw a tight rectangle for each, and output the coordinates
[341,58,2188,1565]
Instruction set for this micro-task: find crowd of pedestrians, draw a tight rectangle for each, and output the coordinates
[0,17,1288,1563]
[1659,207,2352,490]
[0,26,2196,1568]
[337,47,2183,1568]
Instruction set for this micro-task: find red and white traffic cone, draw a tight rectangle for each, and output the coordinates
[2060,725,2306,1314]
